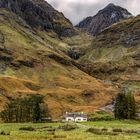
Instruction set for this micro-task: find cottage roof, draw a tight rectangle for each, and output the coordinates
[66,112,87,118]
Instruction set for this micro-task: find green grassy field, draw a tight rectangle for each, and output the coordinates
[0,120,140,140]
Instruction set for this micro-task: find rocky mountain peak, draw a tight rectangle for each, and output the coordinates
[106,3,115,6]
[98,3,132,17]
[76,3,133,36]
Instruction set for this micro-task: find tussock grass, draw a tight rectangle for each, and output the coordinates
[0,121,140,139]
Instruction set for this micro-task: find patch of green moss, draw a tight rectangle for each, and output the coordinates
[4,68,15,76]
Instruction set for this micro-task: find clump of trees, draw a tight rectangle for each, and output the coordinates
[0,94,50,123]
[114,91,137,119]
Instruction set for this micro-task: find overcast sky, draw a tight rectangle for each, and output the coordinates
[46,0,140,25]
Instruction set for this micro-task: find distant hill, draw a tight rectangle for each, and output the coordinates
[79,15,140,93]
[76,3,132,36]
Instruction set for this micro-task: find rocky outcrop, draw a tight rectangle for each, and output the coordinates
[0,0,77,37]
[76,3,132,36]
[48,54,72,66]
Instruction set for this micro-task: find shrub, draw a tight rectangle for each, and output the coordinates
[125,129,140,134]
[112,128,123,132]
[19,126,35,131]
[53,135,67,139]
[58,124,78,131]
[47,128,56,135]
[87,128,118,136]
[101,128,108,132]
[89,111,114,121]
[47,128,55,132]
[0,130,6,135]
[0,130,10,135]
[87,128,101,133]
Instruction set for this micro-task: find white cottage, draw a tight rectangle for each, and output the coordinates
[65,112,87,122]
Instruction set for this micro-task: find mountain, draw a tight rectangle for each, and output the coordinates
[79,15,140,94]
[0,0,77,37]
[76,3,132,36]
[0,0,117,118]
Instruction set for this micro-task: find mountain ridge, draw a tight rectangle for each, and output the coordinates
[76,3,132,36]
[0,0,77,37]
[79,14,140,94]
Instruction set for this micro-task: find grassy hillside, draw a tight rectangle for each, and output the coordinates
[79,15,140,93]
[0,9,117,118]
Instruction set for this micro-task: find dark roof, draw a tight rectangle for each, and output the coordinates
[66,112,87,118]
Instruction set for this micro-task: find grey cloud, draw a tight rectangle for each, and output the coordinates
[47,0,140,25]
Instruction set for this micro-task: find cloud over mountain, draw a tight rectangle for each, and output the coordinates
[47,0,140,25]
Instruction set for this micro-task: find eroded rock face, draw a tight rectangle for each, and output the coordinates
[0,0,77,37]
[76,3,132,36]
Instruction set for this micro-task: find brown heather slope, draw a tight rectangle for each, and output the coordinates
[79,15,140,94]
[0,9,117,118]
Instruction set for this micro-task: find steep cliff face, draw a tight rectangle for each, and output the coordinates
[76,3,132,36]
[0,0,77,37]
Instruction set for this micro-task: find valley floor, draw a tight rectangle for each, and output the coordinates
[0,120,140,140]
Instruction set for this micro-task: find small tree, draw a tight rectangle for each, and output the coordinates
[114,91,137,119]
[30,95,43,122]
